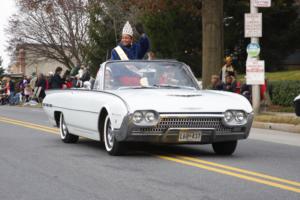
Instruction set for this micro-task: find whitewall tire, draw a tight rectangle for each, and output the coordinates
[60,113,79,143]
[103,115,125,156]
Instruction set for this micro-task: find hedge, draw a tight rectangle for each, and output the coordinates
[268,80,300,107]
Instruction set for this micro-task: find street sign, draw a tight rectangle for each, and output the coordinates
[252,0,271,7]
[245,13,262,38]
[247,43,261,57]
[246,60,265,85]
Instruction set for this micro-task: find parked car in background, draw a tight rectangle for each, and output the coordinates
[294,95,300,116]
[43,60,254,156]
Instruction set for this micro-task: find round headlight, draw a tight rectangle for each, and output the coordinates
[145,112,155,122]
[235,111,246,122]
[224,111,234,122]
[133,112,143,123]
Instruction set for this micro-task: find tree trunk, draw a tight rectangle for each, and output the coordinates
[202,0,224,88]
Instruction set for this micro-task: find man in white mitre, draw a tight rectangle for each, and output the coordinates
[111,21,150,60]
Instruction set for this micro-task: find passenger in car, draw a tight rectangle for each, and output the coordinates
[109,65,141,87]
[157,65,180,85]
[111,21,150,60]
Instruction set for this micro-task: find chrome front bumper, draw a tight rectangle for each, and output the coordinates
[114,113,254,144]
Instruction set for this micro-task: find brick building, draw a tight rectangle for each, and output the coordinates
[8,44,69,77]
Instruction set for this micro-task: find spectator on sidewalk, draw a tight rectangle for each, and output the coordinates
[47,71,54,89]
[36,73,47,100]
[30,74,37,90]
[3,75,16,105]
[74,66,85,88]
[24,83,32,102]
[29,73,37,89]
[0,77,9,105]
[240,79,252,103]
[62,70,73,89]
[81,66,91,83]
[64,76,73,89]
[70,64,80,77]
[208,75,223,90]
[220,56,236,83]
[18,75,28,96]
[51,67,65,89]
[222,75,237,92]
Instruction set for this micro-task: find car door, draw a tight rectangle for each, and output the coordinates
[65,65,105,140]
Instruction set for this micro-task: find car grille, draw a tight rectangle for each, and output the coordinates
[132,116,236,135]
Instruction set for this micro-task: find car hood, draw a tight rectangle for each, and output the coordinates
[110,89,253,113]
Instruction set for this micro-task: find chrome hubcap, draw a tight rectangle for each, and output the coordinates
[60,115,68,139]
[107,120,114,148]
[62,122,67,137]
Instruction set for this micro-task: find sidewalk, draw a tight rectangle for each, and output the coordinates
[249,127,300,147]
[253,111,300,134]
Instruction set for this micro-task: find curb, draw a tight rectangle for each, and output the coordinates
[253,121,300,134]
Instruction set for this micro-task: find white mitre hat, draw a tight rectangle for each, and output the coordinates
[122,21,133,37]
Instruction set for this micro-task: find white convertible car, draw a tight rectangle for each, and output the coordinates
[43,60,253,155]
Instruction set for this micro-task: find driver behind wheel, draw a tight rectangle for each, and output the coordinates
[159,66,179,85]
[107,64,141,88]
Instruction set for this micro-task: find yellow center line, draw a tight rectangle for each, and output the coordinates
[158,155,300,194]
[176,155,300,188]
[0,116,59,133]
[0,117,59,135]
[1,115,300,194]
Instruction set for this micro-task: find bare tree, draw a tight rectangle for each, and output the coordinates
[89,0,141,40]
[0,56,4,76]
[7,0,90,69]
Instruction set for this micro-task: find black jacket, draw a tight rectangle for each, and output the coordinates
[36,79,47,99]
[51,74,65,89]
[222,81,237,92]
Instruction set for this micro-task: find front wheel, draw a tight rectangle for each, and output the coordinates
[60,113,79,143]
[103,115,125,156]
[212,141,237,155]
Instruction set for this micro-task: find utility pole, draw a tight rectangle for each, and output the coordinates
[250,2,261,114]
[202,0,224,88]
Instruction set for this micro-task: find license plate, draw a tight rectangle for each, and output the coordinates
[178,131,202,142]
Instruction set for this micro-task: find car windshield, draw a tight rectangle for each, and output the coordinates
[104,61,198,90]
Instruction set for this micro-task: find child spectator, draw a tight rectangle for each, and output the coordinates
[24,84,33,102]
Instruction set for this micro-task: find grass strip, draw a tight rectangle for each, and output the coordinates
[254,114,300,125]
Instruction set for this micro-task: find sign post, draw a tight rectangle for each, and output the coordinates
[246,43,261,57]
[245,0,265,114]
[253,0,271,7]
[246,60,265,85]
[245,13,262,38]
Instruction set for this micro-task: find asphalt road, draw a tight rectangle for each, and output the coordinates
[0,106,299,200]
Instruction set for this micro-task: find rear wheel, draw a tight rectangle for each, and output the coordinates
[212,141,237,155]
[103,115,125,156]
[60,113,79,143]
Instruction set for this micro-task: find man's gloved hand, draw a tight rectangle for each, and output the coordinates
[135,23,144,35]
